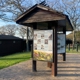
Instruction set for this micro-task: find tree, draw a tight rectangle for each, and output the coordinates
[5,24,17,35]
[59,0,80,46]
[0,26,6,35]
[18,26,27,39]
[34,0,43,4]
[28,27,33,39]
[44,0,80,46]
[35,0,80,46]
[0,0,33,21]
[0,0,80,48]
[0,24,17,35]
[17,25,33,51]
[0,0,34,51]
[18,25,33,39]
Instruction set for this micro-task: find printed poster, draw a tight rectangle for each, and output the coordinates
[57,34,65,53]
[33,30,53,62]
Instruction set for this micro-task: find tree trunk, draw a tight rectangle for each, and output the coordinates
[26,27,29,52]
[73,30,76,49]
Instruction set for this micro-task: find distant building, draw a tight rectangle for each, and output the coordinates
[0,35,26,56]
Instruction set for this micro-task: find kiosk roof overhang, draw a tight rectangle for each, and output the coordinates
[15,4,74,31]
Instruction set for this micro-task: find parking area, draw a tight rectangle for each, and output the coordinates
[0,54,80,80]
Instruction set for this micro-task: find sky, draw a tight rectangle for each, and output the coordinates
[0,20,17,26]
[0,0,37,27]
[0,0,71,36]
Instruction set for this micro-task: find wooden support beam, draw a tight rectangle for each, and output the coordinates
[63,28,66,61]
[47,62,52,68]
[51,22,57,76]
[32,60,37,72]
[60,53,65,61]
[32,23,37,72]
[31,44,37,72]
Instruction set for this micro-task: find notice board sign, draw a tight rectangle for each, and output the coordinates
[33,30,53,62]
[57,34,65,53]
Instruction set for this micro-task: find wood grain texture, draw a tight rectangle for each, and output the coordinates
[24,10,65,23]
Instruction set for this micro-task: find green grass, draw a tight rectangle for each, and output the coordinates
[66,45,80,53]
[66,48,80,53]
[0,52,31,69]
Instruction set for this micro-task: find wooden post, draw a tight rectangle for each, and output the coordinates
[47,22,52,68]
[32,60,37,72]
[27,27,29,52]
[76,43,78,52]
[63,53,66,61]
[47,62,52,68]
[63,28,66,61]
[51,23,57,76]
[32,23,37,72]
[68,44,70,51]
[31,44,37,72]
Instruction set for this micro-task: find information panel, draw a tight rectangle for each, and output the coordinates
[57,34,65,53]
[33,30,53,62]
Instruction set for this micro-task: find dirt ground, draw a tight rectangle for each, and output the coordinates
[0,54,80,80]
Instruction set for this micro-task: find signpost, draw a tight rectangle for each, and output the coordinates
[33,30,53,62]
[16,2,73,77]
[57,34,66,54]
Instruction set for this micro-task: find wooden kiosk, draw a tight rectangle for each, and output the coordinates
[16,4,73,76]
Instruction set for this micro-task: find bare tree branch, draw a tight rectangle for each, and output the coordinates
[0,0,33,21]
[0,25,18,35]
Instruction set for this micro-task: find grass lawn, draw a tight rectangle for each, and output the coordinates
[66,48,80,53]
[66,45,80,53]
[0,52,31,69]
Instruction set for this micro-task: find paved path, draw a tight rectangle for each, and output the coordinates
[0,54,80,80]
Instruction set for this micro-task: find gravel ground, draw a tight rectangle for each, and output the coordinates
[0,54,80,80]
